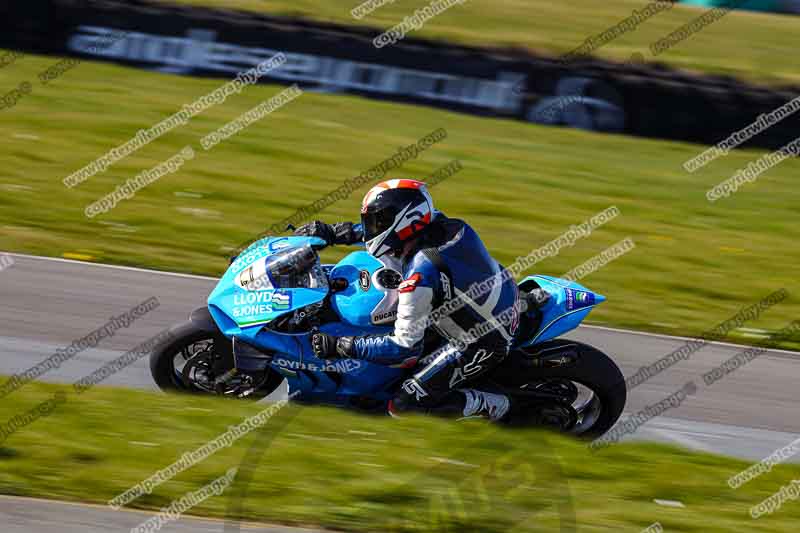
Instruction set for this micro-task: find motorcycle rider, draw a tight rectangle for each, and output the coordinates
[295,179,520,421]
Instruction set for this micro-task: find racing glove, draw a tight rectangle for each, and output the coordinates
[311,332,355,359]
[293,221,362,246]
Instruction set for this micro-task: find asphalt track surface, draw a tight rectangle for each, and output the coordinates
[0,495,323,533]
[1,253,798,531]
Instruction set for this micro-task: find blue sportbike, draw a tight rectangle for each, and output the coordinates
[151,236,626,437]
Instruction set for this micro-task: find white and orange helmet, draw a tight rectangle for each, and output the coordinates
[360,179,434,257]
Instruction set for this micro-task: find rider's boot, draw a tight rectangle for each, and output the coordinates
[459,389,511,422]
[387,387,511,422]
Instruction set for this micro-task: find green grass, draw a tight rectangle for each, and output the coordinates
[1,381,799,532]
[0,51,798,349]
[157,0,800,85]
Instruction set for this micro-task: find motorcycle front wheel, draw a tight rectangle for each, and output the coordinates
[149,320,283,400]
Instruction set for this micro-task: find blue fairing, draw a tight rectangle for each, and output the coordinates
[207,237,404,403]
[517,275,605,347]
[329,251,398,329]
[207,236,329,342]
[206,238,605,405]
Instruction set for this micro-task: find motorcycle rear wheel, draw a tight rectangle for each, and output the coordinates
[493,339,626,439]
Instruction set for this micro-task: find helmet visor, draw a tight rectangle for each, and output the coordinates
[361,206,399,243]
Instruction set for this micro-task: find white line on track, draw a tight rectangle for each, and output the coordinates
[579,324,799,356]
[4,252,217,281]
[6,252,798,356]
[648,427,717,455]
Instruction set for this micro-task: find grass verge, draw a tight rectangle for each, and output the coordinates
[0,381,799,532]
[0,51,798,349]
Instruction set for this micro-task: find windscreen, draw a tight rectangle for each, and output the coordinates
[264,245,327,290]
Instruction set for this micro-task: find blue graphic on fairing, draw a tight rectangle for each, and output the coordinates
[208,236,329,335]
[205,239,604,405]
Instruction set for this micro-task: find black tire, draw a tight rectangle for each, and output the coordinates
[493,339,626,439]
[149,320,282,400]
